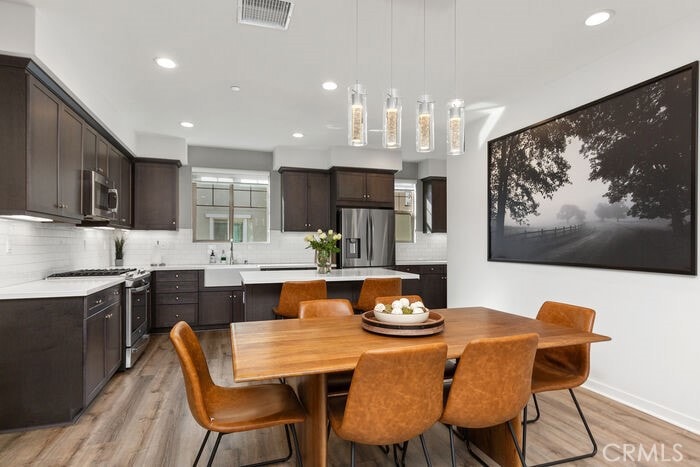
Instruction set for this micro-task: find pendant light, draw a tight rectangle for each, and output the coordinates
[416,0,434,153]
[348,0,367,147]
[446,0,465,155]
[383,0,401,149]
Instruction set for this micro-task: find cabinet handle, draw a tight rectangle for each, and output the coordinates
[98,168,104,174]
[175,314,180,318]
[172,221,176,225]
[175,285,179,289]
[175,296,179,301]
[175,274,179,278]
[229,295,232,299]
[136,298,140,302]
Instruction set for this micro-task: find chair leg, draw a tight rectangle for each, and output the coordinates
[506,420,528,467]
[290,424,303,467]
[206,432,224,467]
[464,429,490,467]
[350,441,356,467]
[527,389,598,467]
[241,424,296,467]
[447,425,457,467]
[522,404,528,459]
[193,430,211,466]
[525,393,541,424]
[419,434,432,467]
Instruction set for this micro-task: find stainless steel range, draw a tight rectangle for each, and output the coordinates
[48,268,151,369]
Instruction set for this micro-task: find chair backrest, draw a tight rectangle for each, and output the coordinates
[355,277,402,311]
[374,295,424,308]
[276,280,328,318]
[339,343,447,445]
[298,298,354,319]
[535,301,596,381]
[169,321,215,429]
[442,333,539,429]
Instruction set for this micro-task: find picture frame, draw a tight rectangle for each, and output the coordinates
[488,62,698,275]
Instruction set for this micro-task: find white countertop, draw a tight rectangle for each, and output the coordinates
[140,263,316,271]
[240,267,419,285]
[0,277,125,300]
[395,260,447,265]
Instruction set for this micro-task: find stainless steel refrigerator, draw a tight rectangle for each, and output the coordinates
[338,208,395,268]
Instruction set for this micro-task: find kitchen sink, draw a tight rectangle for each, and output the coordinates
[204,264,260,287]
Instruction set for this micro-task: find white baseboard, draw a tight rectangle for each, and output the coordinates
[584,378,699,435]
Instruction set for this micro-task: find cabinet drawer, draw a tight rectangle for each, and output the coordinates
[419,264,446,274]
[156,282,198,293]
[155,270,198,283]
[155,292,198,305]
[154,304,197,328]
[395,265,419,274]
[86,285,122,314]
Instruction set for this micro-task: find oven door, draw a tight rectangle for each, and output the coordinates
[127,283,150,347]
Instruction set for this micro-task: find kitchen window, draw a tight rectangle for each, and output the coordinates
[394,180,416,243]
[192,168,270,243]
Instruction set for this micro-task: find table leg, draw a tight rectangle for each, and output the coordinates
[290,373,328,467]
[469,413,523,467]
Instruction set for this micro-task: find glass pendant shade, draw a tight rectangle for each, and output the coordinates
[416,94,434,153]
[348,83,367,146]
[446,98,466,155]
[383,88,402,149]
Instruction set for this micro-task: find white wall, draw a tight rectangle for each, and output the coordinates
[449,16,700,433]
[0,1,35,56]
[135,133,188,164]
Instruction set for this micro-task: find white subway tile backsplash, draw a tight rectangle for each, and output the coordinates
[0,219,447,289]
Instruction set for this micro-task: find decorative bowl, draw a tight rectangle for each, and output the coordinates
[372,308,430,324]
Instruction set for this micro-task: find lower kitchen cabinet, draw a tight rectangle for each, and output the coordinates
[199,289,244,325]
[0,284,123,431]
[84,285,123,406]
[394,264,447,309]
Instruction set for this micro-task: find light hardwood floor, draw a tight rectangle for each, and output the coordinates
[0,330,697,466]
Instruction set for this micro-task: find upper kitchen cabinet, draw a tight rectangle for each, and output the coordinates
[108,146,132,228]
[280,168,330,231]
[423,177,447,233]
[0,55,136,223]
[133,158,180,230]
[331,168,394,208]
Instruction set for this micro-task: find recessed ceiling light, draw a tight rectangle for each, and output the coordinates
[180,121,194,128]
[154,57,177,69]
[231,85,241,92]
[292,132,304,138]
[585,10,613,27]
[322,81,338,91]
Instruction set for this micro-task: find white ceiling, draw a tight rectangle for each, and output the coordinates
[16,0,700,161]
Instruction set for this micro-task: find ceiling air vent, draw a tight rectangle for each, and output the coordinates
[238,0,295,31]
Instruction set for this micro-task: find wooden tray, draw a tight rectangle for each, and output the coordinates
[361,311,445,337]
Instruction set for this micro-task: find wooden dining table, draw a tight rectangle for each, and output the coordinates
[230,306,611,467]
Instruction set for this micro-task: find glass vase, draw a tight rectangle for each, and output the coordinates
[315,250,332,274]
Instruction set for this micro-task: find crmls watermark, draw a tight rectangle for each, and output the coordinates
[603,443,684,463]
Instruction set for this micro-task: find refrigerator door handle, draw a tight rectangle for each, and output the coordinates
[369,214,374,263]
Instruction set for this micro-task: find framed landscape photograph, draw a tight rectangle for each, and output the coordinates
[488,62,698,275]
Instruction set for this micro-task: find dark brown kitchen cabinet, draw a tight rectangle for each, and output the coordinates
[423,177,447,233]
[280,168,330,231]
[332,169,394,208]
[0,55,137,223]
[118,153,132,226]
[394,264,447,309]
[199,289,244,325]
[151,270,198,330]
[134,159,180,230]
[84,285,123,406]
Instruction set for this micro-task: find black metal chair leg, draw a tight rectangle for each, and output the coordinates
[419,434,432,467]
[447,425,457,467]
[206,432,224,467]
[351,441,356,467]
[506,420,528,467]
[241,424,296,467]
[464,429,490,467]
[527,389,598,467]
[522,405,528,459]
[193,430,211,466]
[290,424,303,467]
[525,394,541,424]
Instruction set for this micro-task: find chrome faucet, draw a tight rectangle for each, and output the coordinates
[229,238,234,264]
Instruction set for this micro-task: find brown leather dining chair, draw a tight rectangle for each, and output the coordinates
[375,294,458,381]
[523,301,598,466]
[352,277,402,312]
[169,321,306,467]
[273,279,327,318]
[298,298,355,397]
[441,333,539,467]
[298,298,354,319]
[328,342,448,466]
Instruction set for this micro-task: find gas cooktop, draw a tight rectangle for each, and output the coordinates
[48,268,137,278]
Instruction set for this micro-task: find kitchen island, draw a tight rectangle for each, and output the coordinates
[240,267,419,321]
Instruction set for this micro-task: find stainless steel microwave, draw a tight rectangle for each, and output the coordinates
[83,170,118,220]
